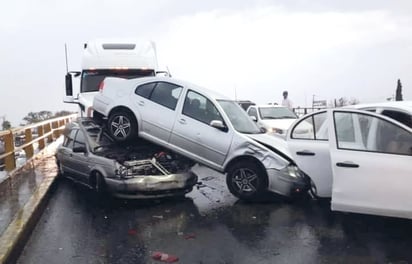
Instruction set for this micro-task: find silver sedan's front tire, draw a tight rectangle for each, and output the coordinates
[226,161,268,201]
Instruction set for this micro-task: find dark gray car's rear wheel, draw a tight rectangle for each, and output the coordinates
[226,161,268,201]
[108,110,137,142]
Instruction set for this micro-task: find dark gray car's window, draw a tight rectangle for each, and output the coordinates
[73,130,86,150]
[135,82,156,99]
[183,90,223,125]
[64,129,78,149]
[149,82,182,110]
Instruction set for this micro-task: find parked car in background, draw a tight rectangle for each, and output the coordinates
[93,76,309,200]
[287,108,412,219]
[55,118,198,199]
[246,105,303,137]
[236,100,256,111]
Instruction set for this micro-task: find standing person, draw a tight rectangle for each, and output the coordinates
[281,91,293,109]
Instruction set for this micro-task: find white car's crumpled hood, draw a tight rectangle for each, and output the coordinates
[246,133,293,161]
[259,119,296,130]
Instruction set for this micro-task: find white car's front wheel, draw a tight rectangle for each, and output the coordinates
[108,110,137,142]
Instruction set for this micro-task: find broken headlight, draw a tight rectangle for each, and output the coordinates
[281,165,304,178]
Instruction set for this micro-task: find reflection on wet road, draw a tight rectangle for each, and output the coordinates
[18,166,412,263]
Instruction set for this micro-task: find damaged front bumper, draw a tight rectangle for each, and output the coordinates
[267,166,309,197]
[105,171,198,199]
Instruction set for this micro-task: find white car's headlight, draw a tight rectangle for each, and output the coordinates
[267,127,285,135]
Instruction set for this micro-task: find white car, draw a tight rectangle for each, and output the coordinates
[246,105,299,137]
[287,105,412,219]
[93,76,309,200]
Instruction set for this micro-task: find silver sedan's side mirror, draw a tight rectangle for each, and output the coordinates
[210,120,227,132]
[250,116,257,122]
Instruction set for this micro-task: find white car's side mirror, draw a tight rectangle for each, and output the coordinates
[250,116,257,122]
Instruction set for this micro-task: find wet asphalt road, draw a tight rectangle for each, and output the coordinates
[17,165,412,264]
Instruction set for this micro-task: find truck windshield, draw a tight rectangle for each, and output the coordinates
[81,69,155,93]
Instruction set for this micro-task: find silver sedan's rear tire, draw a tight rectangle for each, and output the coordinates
[107,110,137,142]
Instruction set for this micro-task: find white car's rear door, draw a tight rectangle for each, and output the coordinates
[329,109,412,219]
[287,111,333,197]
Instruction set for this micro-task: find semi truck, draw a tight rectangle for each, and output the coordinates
[64,39,162,117]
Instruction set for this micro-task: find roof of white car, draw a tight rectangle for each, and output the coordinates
[347,100,412,113]
[106,76,231,101]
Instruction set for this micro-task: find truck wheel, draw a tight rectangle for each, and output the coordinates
[108,110,137,142]
[226,160,268,201]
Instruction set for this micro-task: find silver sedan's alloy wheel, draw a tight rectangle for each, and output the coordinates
[110,115,131,139]
[231,168,259,194]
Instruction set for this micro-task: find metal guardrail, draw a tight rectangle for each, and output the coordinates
[0,114,77,172]
[293,107,326,116]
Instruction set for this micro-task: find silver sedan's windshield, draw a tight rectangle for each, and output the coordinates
[218,100,263,134]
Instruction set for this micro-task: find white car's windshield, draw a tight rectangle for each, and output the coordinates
[218,100,263,134]
[259,107,297,119]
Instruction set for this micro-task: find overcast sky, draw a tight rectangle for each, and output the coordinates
[1,0,411,126]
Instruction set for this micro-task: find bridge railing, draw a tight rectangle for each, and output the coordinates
[0,114,77,172]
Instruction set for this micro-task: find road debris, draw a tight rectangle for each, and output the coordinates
[151,251,179,263]
[152,215,164,219]
[127,229,137,236]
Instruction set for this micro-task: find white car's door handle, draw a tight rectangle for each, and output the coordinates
[179,118,186,124]
[138,101,145,106]
[336,162,359,168]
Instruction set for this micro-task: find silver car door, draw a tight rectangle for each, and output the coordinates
[170,90,233,170]
[132,81,183,145]
[329,109,412,219]
[287,111,332,197]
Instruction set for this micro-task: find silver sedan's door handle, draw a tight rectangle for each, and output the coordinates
[138,101,145,106]
[179,118,186,124]
[296,150,315,156]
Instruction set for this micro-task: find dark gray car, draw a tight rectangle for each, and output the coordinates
[55,118,197,199]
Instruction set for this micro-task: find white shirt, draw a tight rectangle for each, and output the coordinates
[282,98,293,109]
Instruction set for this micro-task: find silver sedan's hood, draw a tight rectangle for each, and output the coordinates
[246,133,293,161]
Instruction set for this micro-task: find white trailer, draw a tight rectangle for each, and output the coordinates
[64,39,162,116]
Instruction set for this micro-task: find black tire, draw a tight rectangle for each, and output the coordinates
[309,179,319,199]
[56,160,65,178]
[91,171,106,195]
[107,110,137,142]
[226,160,268,201]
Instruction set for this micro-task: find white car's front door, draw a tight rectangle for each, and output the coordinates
[329,109,412,219]
[287,111,333,197]
[133,82,183,145]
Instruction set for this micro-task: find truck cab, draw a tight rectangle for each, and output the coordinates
[64,39,160,116]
